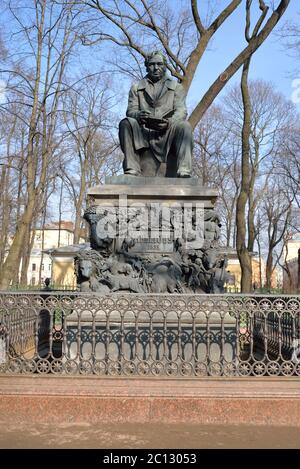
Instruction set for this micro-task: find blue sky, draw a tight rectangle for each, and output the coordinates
[187,1,300,110]
[1,1,299,111]
[1,1,299,224]
[98,0,300,116]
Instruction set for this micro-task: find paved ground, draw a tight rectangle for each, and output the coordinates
[1,422,300,449]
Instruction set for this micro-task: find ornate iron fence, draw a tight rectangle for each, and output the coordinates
[0,292,300,377]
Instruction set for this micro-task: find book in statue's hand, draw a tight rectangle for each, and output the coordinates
[145,116,167,129]
[147,116,165,124]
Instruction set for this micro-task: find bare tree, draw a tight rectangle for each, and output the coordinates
[192,77,297,261]
[217,142,241,249]
[279,125,300,209]
[233,0,269,292]
[193,105,227,185]
[193,105,240,247]
[79,0,290,127]
[61,73,121,243]
[0,0,80,289]
[277,8,300,74]
[0,104,27,278]
[274,122,300,290]
[261,180,293,291]
[224,75,296,291]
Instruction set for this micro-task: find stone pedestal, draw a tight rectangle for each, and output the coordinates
[88,175,217,208]
[86,176,218,254]
[76,176,228,295]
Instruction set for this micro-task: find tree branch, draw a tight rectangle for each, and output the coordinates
[191,0,205,35]
[188,0,290,128]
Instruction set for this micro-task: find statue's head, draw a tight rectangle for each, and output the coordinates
[78,258,93,280]
[75,249,103,283]
[203,249,218,269]
[145,51,167,82]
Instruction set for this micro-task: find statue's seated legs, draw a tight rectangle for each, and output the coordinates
[140,149,163,176]
[166,121,192,178]
[119,118,142,176]
[119,118,192,177]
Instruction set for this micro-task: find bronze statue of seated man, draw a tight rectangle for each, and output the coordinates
[119,51,193,177]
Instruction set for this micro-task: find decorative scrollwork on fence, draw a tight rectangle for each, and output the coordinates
[0,292,300,377]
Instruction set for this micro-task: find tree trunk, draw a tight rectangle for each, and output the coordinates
[236,59,252,293]
[257,233,263,289]
[297,248,300,291]
[226,215,232,248]
[73,203,83,245]
[265,251,273,292]
[188,0,290,128]
[20,223,32,286]
[247,177,257,253]
[0,167,11,273]
[284,266,293,293]
[11,160,26,287]
[38,196,48,286]
[58,179,63,248]
[74,148,89,244]
[0,196,36,289]
[0,2,46,290]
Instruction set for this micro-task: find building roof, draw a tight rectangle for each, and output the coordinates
[42,221,75,232]
[44,243,90,257]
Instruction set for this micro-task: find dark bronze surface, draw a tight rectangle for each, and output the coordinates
[1,292,299,377]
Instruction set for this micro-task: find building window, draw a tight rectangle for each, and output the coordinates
[32,263,36,272]
[31,277,36,286]
[48,264,51,271]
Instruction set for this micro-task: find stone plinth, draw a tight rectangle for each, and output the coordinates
[105,175,202,185]
[79,176,225,293]
[1,375,300,428]
[87,176,218,209]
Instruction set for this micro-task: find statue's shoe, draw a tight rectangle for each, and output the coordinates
[177,173,191,178]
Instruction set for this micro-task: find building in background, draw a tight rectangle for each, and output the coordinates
[22,221,85,287]
[225,254,280,292]
[45,243,89,289]
[284,233,300,262]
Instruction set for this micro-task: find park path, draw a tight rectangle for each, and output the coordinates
[1,422,300,449]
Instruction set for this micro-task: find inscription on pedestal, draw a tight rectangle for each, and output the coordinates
[130,237,174,253]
